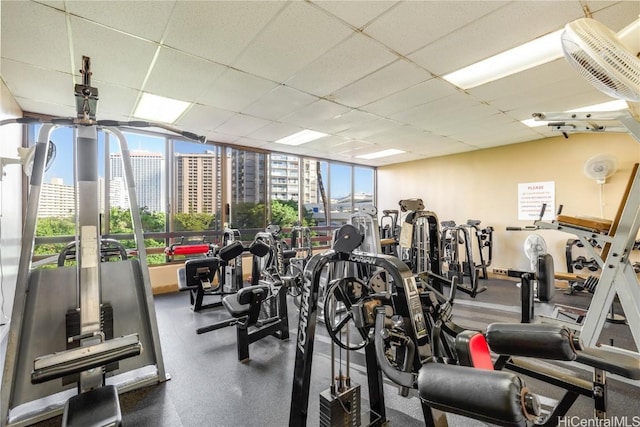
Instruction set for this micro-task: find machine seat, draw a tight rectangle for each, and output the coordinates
[223,285,269,318]
[62,385,122,427]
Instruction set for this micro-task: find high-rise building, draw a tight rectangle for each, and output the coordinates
[38,178,75,217]
[110,151,163,212]
[175,151,219,213]
[230,150,266,204]
[270,155,318,204]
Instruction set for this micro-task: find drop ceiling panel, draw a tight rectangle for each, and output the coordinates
[233,2,354,82]
[285,33,397,97]
[1,60,74,108]
[214,114,271,137]
[337,117,401,140]
[311,1,397,29]
[248,122,304,142]
[95,83,140,118]
[242,86,317,121]
[309,109,380,135]
[203,130,240,145]
[364,1,507,55]
[198,69,279,113]
[233,137,270,149]
[15,97,76,118]
[361,78,458,117]
[175,104,236,132]
[302,135,352,150]
[589,1,640,31]
[279,100,351,129]
[409,1,584,75]
[163,1,285,65]
[144,47,226,102]
[1,1,70,73]
[70,17,157,89]
[65,1,176,42]
[331,59,432,108]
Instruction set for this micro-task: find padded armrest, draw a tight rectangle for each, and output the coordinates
[486,323,577,361]
[219,241,244,262]
[577,347,640,379]
[283,249,297,260]
[418,363,536,427]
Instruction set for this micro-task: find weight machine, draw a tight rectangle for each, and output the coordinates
[0,57,202,426]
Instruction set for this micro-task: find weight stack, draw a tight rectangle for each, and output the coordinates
[319,384,361,427]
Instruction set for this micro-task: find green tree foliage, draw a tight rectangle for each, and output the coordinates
[231,202,265,230]
[174,212,215,231]
[35,216,76,257]
[271,200,299,228]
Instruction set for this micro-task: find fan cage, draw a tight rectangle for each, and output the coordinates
[561,18,640,102]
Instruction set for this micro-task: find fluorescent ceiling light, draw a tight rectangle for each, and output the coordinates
[521,100,629,127]
[133,92,191,124]
[443,30,563,89]
[357,149,405,160]
[275,129,328,146]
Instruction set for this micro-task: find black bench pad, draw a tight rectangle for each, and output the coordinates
[62,385,122,427]
[577,347,640,379]
[223,285,269,317]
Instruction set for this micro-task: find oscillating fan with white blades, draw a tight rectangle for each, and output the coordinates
[584,154,618,184]
[561,17,640,103]
[524,234,547,272]
[0,143,56,180]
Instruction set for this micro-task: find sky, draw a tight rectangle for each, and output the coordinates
[39,126,372,198]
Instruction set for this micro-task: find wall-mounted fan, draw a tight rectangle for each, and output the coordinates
[524,234,547,271]
[0,142,56,180]
[584,154,618,184]
[561,17,640,103]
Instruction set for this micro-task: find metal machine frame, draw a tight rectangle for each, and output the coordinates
[532,110,640,356]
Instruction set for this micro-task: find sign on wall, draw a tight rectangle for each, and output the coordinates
[518,181,555,220]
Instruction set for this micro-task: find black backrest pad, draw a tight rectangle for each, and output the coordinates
[237,285,270,305]
[219,241,245,262]
[184,257,219,287]
[536,253,555,302]
[249,240,270,258]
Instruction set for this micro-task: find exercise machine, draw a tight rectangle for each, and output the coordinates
[195,239,290,362]
[0,57,198,426]
[439,220,488,297]
[168,234,245,312]
[379,209,399,256]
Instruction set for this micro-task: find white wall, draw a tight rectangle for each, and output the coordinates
[0,78,24,332]
[377,132,640,274]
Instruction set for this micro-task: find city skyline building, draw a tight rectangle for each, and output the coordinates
[110,151,164,212]
[175,151,220,214]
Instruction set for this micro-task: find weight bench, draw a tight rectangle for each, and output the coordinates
[31,334,142,427]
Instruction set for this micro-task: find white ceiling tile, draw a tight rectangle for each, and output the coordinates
[311,1,398,29]
[15,97,76,118]
[310,109,379,134]
[360,78,458,117]
[589,1,640,31]
[33,1,65,9]
[215,114,271,137]
[248,122,304,142]
[242,85,317,121]
[175,104,236,132]
[410,1,584,75]
[65,1,176,42]
[337,117,401,140]
[285,33,397,97]
[301,135,351,150]
[331,59,432,108]
[1,1,70,73]
[279,100,351,129]
[364,1,507,55]
[70,16,157,89]
[233,2,354,82]
[233,137,271,149]
[1,60,74,107]
[163,1,285,65]
[198,68,279,112]
[94,83,139,118]
[144,47,226,102]
[204,130,240,145]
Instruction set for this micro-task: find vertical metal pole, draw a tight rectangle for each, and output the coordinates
[105,128,167,380]
[1,124,55,425]
[76,125,103,391]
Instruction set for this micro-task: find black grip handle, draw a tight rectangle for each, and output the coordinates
[506,227,522,231]
[181,131,206,143]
